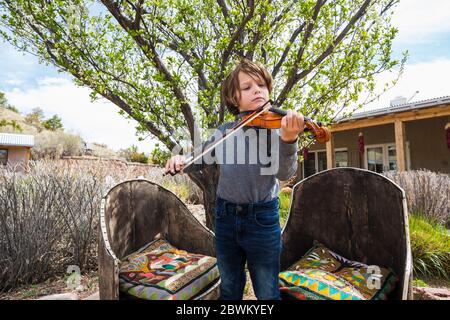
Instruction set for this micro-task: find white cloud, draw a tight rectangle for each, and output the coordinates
[4,79,24,86]
[391,0,450,43]
[360,58,450,111]
[5,77,159,154]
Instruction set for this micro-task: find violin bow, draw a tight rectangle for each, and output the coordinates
[163,100,273,176]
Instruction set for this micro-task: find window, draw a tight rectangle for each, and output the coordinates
[0,149,8,165]
[335,150,348,167]
[365,143,410,173]
[317,151,327,172]
[367,146,384,173]
[388,145,397,171]
[303,148,347,178]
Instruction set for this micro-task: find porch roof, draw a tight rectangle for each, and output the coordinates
[335,95,450,123]
[0,133,34,147]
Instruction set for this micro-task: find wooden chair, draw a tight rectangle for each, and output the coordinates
[281,167,413,300]
[98,179,220,300]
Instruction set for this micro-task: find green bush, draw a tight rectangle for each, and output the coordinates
[409,213,450,279]
[130,151,148,164]
[150,143,171,166]
[412,279,429,288]
[278,191,291,227]
[117,145,148,164]
[162,181,190,202]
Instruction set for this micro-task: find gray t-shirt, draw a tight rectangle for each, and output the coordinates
[184,119,298,204]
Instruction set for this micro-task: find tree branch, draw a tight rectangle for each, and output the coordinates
[272,22,306,78]
[9,1,179,152]
[101,0,200,144]
[275,0,373,107]
[274,0,325,106]
[216,0,233,29]
[245,1,270,61]
[296,0,372,81]
[219,0,255,77]
[269,0,297,28]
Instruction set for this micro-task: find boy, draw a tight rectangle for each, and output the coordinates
[165,59,304,300]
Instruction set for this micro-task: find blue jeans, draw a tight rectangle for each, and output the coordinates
[214,196,282,300]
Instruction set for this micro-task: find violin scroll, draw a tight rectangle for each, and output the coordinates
[304,117,331,143]
[240,106,331,143]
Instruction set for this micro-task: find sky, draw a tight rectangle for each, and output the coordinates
[359,0,450,112]
[1,0,450,153]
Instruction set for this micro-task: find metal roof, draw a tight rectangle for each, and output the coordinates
[335,95,450,123]
[0,133,34,147]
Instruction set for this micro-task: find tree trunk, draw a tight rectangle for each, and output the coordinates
[188,165,220,231]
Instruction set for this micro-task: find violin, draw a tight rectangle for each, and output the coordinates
[163,100,330,176]
[237,102,331,143]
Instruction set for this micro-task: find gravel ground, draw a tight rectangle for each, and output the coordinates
[0,270,99,300]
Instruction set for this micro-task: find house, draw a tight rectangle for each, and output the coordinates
[0,132,34,170]
[297,96,450,179]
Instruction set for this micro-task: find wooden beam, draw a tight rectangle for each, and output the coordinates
[25,148,31,173]
[331,105,450,132]
[326,134,334,169]
[395,120,406,171]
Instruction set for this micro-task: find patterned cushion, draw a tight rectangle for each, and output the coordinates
[279,242,398,300]
[119,238,220,300]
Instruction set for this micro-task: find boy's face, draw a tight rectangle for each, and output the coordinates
[235,71,269,113]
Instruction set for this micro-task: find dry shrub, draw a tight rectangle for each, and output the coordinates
[383,170,450,226]
[31,131,84,159]
[0,161,100,291]
[0,159,202,291]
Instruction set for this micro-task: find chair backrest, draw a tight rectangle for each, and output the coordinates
[98,179,217,300]
[281,167,413,300]
[101,179,216,260]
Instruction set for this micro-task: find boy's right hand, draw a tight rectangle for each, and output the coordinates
[164,155,186,175]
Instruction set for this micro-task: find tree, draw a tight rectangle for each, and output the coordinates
[5,105,19,113]
[0,91,19,113]
[24,107,45,125]
[0,91,7,107]
[0,0,406,230]
[42,114,64,131]
[118,145,148,163]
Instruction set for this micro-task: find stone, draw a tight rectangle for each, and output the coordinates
[413,287,450,300]
[83,292,100,300]
[75,285,85,292]
[37,293,79,300]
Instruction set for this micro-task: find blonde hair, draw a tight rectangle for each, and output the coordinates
[221,58,273,115]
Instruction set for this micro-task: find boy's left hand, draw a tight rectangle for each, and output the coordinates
[280,110,305,143]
